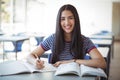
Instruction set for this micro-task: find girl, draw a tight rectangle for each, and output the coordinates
[27,4,106,69]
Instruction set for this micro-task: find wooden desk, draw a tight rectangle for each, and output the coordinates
[0,71,97,80]
[0,35,29,60]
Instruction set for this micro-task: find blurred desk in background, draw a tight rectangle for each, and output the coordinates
[0,35,29,60]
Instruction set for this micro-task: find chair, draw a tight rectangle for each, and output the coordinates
[3,33,28,60]
[4,41,23,52]
[34,36,44,46]
[4,33,26,53]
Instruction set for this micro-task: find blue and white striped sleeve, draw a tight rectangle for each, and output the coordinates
[40,34,54,51]
[83,36,96,53]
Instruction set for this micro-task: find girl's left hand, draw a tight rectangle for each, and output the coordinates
[53,61,62,67]
[53,60,74,67]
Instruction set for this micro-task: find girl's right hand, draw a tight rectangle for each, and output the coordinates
[35,60,44,69]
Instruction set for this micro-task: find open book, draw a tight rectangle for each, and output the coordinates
[55,62,107,78]
[0,60,57,76]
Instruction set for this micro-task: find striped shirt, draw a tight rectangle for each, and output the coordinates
[40,34,96,61]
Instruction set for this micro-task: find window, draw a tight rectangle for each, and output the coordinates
[0,0,13,34]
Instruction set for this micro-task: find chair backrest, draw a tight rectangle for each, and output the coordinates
[35,36,44,45]
[4,41,24,52]
[48,53,52,63]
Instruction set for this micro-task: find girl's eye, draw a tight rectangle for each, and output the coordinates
[69,17,74,19]
[61,16,74,21]
[61,18,65,21]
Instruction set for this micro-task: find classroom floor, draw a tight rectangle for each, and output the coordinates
[0,40,120,80]
[109,40,120,80]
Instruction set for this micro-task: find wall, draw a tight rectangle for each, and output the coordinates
[0,0,114,36]
[43,0,112,36]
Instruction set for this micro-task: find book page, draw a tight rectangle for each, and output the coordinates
[55,62,80,76]
[23,61,57,73]
[0,61,30,76]
[80,64,107,78]
[40,62,57,72]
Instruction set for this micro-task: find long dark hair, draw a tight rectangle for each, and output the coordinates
[51,4,83,64]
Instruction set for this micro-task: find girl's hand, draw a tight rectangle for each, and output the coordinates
[53,59,75,67]
[36,60,44,69]
[53,61,62,67]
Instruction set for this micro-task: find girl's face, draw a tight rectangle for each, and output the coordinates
[61,10,75,34]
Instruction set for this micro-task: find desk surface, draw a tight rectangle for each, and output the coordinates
[89,35,113,39]
[97,47,109,58]
[0,35,29,41]
[91,39,112,46]
[0,35,30,60]
[0,70,96,80]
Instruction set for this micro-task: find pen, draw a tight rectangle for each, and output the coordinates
[35,54,44,66]
[34,54,44,68]
[35,54,40,61]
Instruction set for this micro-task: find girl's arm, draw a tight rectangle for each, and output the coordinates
[75,48,106,68]
[53,48,106,69]
[27,45,45,69]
